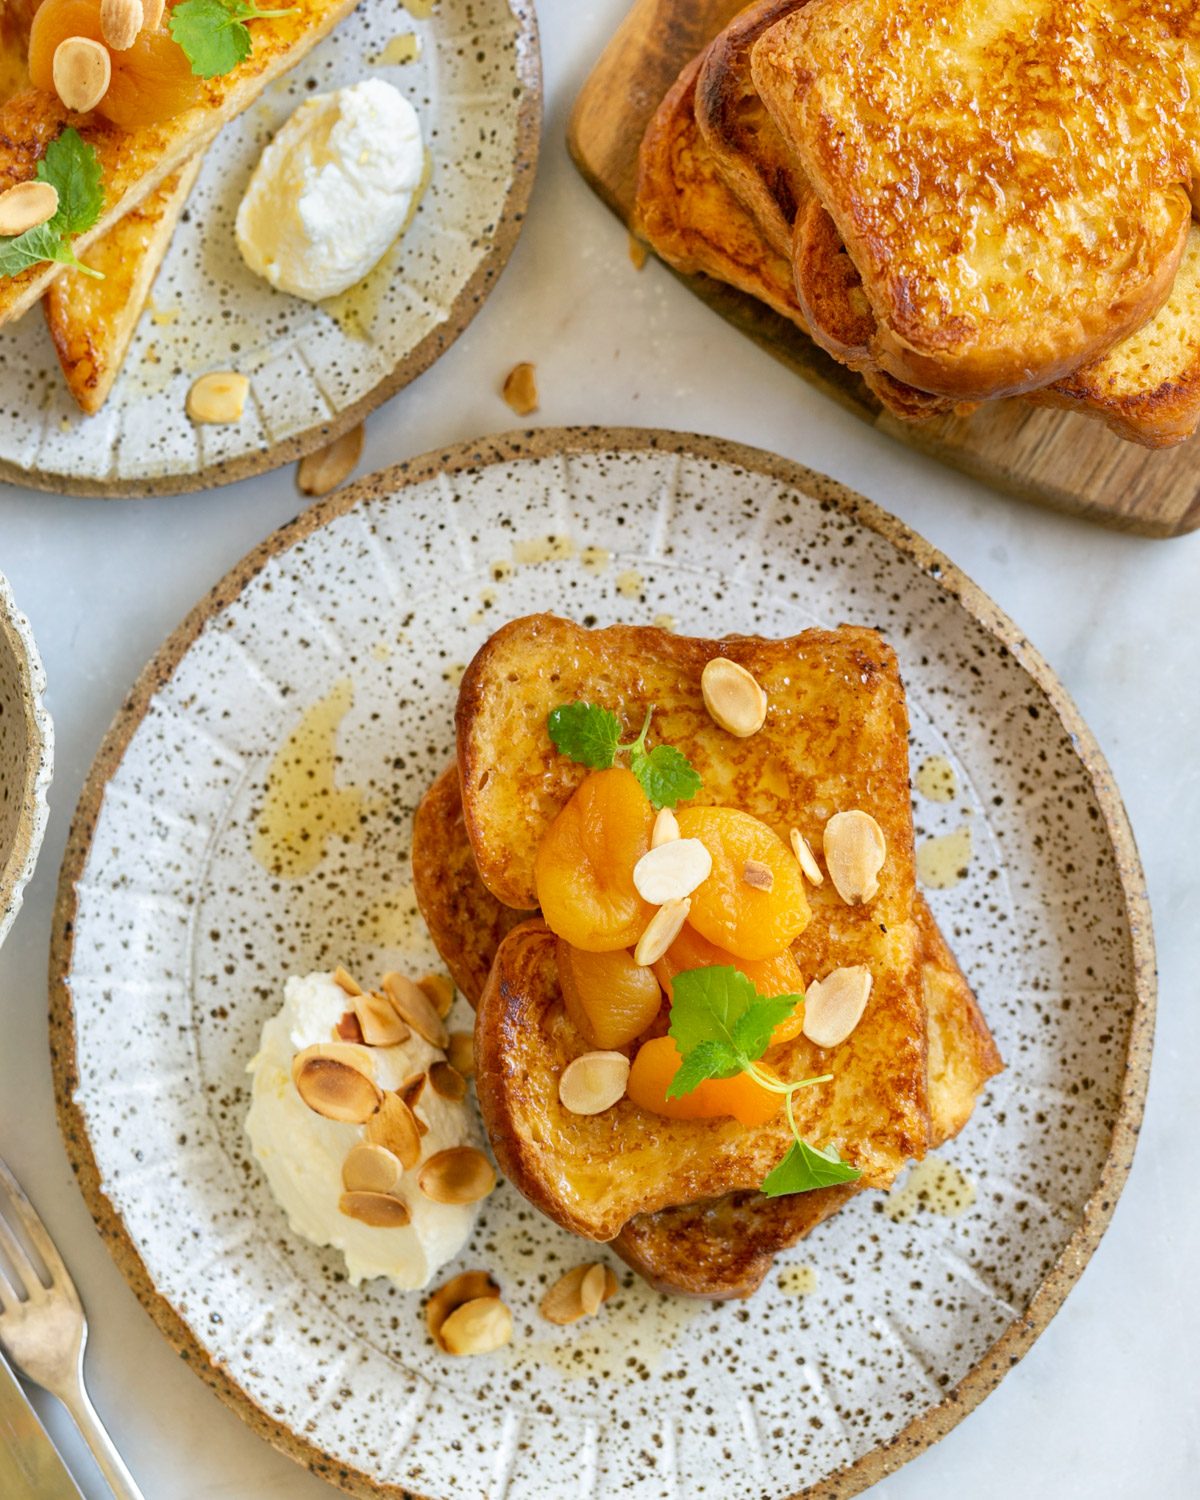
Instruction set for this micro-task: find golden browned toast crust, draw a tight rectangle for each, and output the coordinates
[634,46,810,331]
[751,0,1196,402]
[44,154,203,414]
[415,757,1000,1296]
[412,765,534,1007]
[0,0,361,326]
[693,0,810,261]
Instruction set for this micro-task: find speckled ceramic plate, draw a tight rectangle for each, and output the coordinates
[0,0,539,499]
[50,429,1153,1500]
[0,570,52,949]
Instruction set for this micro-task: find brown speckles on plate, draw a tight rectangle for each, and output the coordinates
[48,429,1154,1500]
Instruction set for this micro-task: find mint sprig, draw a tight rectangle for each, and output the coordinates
[665,965,861,1197]
[547,701,702,809]
[0,128,104,281]
[170,0,296,79]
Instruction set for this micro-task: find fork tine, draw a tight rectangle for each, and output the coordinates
[0,1158,76,1299]
[0,1213,44,1301]
[0,1256,19,1311]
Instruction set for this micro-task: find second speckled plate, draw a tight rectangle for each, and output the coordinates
[0,0,540,499]
[50,429,1153,1499]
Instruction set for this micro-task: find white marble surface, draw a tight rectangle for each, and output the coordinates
[0,2,1197,1496]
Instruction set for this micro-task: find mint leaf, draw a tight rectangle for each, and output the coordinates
[170,0,295,79]
[547,701,621,769]
[630,742,703,809]
[0,129,103,282]
[665,1039,741,1099]
[731,993,802,1060]
[668,965,760,1059]
[762,1140,861,1197]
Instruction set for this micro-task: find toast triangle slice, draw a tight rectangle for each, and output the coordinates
[457,614,931,1239]
[0,0,361,327]
[43,153,204,413]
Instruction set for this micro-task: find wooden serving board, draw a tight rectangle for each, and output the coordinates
[568,0,1200,537]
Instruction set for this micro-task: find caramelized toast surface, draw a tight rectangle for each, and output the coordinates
[0,0,360,325]
[751,0,1197,402]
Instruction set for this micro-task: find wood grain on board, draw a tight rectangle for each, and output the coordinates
[567,0,1200,537]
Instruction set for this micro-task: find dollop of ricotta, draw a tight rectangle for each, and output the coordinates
[245,970,480,1289]
[235,79,424,303]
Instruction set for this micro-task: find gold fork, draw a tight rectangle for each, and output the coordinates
[0,1157,144,1499]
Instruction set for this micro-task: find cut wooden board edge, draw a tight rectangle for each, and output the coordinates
[567,0,1200,538]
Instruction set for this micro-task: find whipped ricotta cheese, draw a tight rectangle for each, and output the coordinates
[235,79,425,302]
[246,970,480,1289]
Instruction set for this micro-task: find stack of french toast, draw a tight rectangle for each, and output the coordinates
[635,0,1200,449]
[0,0,360,412]
[413,614,1002,1299]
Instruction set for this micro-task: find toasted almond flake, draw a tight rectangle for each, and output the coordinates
[398,1070,427,1112]
[743,858,774,891]
[52,36,110,112]
[802,965,873,1048]
[823,810,887,905]
[100,0,143,50]
[580,1262,608,1315]
[429,1060,467,1102]
[633,837,712,904]
[333,965,363,996]
[0,181,58,237]
[789,827,824,886]
[382,971,449,1048]
[342,1142,402,1195]
[364,1091,421,1169]
[558,1051,630,1116]
[355,990,411,1047]
[501,361,538,417]
[700,657,768,738]
[418,1147,496,1205]
[439,1296,513,1355]
[418,972,455,1019]
[335,1010,365,1044]
[143,0,164,25]
[633,896,691,967]
[540,1262,619,1324]
[187,371,249,425]
[426,1270,500,1350]
[447,1031,475,1078]
[651,806,680,848]
[291,1043,381,1123]
[296,422,364,496]
[338,1190,411,1229]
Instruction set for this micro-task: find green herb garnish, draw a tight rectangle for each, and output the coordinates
[547,702,702,809]
[0,129,104,281]
[666,965,862,1197]
[170,0,297,79]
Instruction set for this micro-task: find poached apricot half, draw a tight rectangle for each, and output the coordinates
[652,923,806,1047]
[29,0,203,130]
[534,768,654,952]
[627,1035,781,1127]
[558,939,662,1050]
[675,805,810,961]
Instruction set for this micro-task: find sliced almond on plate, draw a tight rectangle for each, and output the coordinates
[789,827,824,886]
[700,657,768,737]
[558,1051,630,1116]
[418,973,455,1019]
[418,1147,496,1205]
[0,181,58,238]
[291,1043,381,1123]
[426,1269,500,1350]
[439,1296,513,1355]
[297,423,364,497]
[364,1091,421,1169]
[632,838,712,904]
[802,965,873,1048]
[382,971,449,1048]
[355,990,411,1047]
[501,361,538,417]
[429,1061,467,1102]
[823,810,886,905]
[332,965,363,997]
[651,806,680,848]
[53,36,111,113]
[100,0,143,50]
[342,1142,403,1195]
[447,1031,475,1078]
[540,1262,617,1325]
[339,1191,411,1228]
[186,371,249,425]
[633,896,690,967]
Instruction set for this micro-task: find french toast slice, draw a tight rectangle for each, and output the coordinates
[460,615,930,1238]
[43,154,203,413]
[692,0,809,262]
[0,0,361,326]
[750,0,1196,402]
